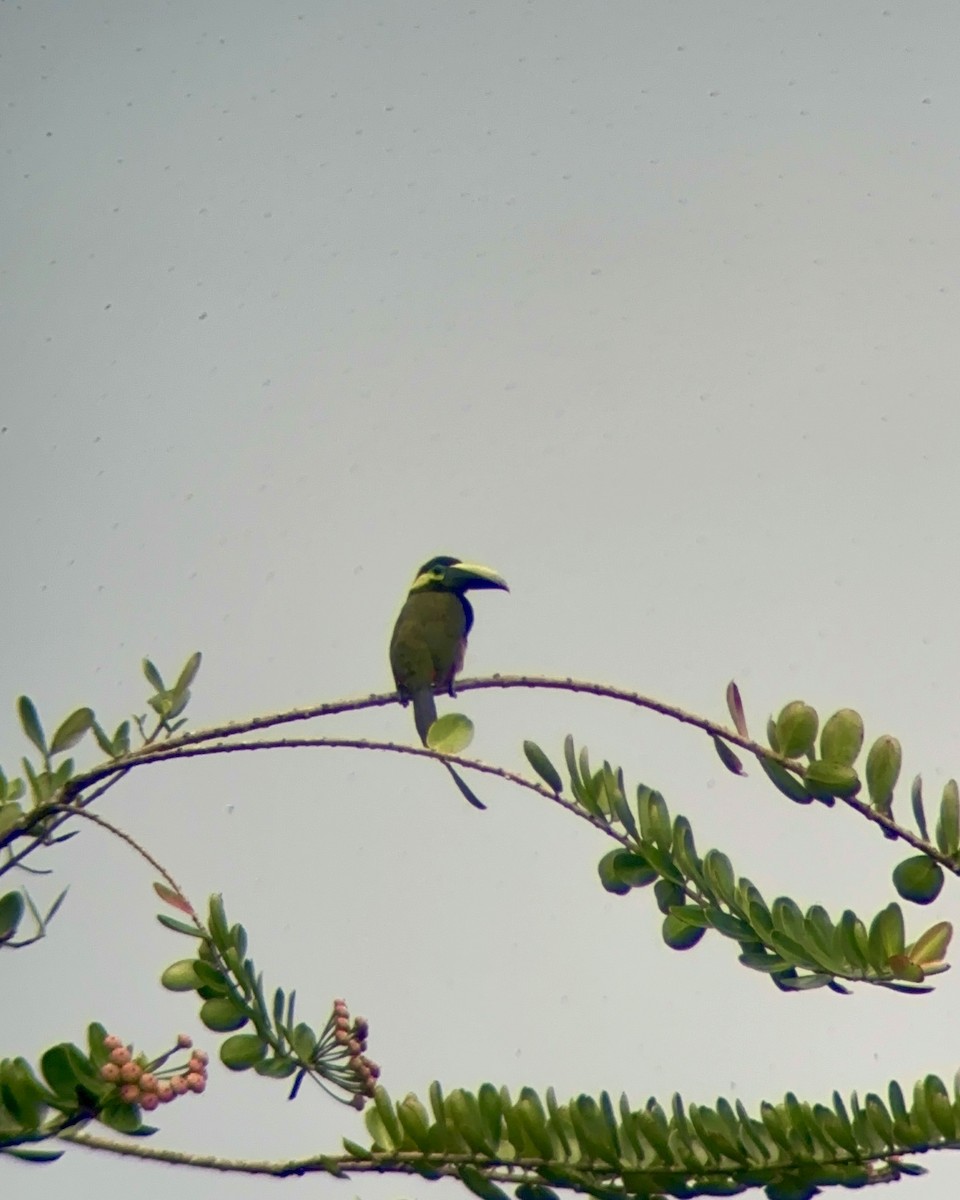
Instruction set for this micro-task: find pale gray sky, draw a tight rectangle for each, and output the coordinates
[3,2,960,1197]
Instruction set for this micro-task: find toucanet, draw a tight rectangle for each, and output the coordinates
[389,555,508,808]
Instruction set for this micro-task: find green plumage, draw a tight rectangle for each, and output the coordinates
[390,589,469,741]
[389,555,508,809]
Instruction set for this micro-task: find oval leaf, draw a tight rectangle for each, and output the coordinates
[819,708,864,767]
[803,760,860,800]
[865,735,901,814]
[776,701,819,758]
[175,651,203,694]
[0,890,25,942]
[220,1033,268,1071]
[426,713,474,754]
[936,779,960,857]
[160,959,203,992]
[17,696,46,756]
[908,920,952,967]
[892,856,944,906]
[759,756,814,804]
[200,998,249,1032]
[49,708,94,756]
[662,914,706,950]
[522,741,563,792]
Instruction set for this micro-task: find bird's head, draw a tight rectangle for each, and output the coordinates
[409,555,509,596]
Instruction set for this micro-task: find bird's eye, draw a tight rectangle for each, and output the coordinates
[431,568,444,579]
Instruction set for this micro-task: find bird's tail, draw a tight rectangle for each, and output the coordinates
[412,688,437,744]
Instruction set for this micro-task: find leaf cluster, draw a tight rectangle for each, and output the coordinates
[159,894,372,1105]
[354,1074,960,1199]
[524,737,952,994]
[0,1023,147,1163]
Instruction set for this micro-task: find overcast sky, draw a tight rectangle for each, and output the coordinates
[3,3,960,1197]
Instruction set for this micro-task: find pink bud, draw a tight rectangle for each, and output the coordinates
[139,1073,157,1093]
[100,1063,121,1083]
[186,1073,206,1093]
[350,1093,366,1110]
[119,1061,142,1083]
[103,1034,124,1051]
[176,1033,194,1048]
[157,1081,175,1103]
[109,1046,132,1066]
[119,1084,140,1103]
[141,1093,160,1111]
[171,1075,189,1095]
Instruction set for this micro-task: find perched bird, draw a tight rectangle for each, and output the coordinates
[390,555,509,808]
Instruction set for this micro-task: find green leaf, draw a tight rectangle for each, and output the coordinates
[98,1100,144,1133]
[91,720,116,758]
[892,856,944,906]
[907,920,952,967]
[156,913,203,937]
[290,1023,317,1061]
[776,701,818,758]
[254,1057,298,1078]
[1,1148,64,1163]
[868,903,905,965]
[175,651,203,695]
[160,959,203,992]
[662,914,706,950]
[835,910,871,970]
[17,697,47,757]
[935,779,960,857]
[0,801,24,836]
[220,1034,268,1071]
[653,878,685,915]
[819,708,864,767]
[911,775,929,840]
[522,741,563,792]
[923,1075,956,1139]
[702,850,736,906]
[200,998,249,1032]
[426,713,474,754]
[563,734,584,794]
[759,756,813,804]
[865,735,901,815]
[458,1164,510,1200]
[803,760,859,800]
[112,721,131,757]
[600,849,628,897]
[0,891,25,942]
[142,659,165,692]
[49,708,94,756]
[40,1043,93,1100]
[597,849,656,895]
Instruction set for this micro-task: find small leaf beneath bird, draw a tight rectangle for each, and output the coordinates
[426,713,474,754]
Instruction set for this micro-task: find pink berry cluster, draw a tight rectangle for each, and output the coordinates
[327,998,380,1110]
[99,1032,208,1112]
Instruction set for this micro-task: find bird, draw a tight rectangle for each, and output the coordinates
[390,555,509,808]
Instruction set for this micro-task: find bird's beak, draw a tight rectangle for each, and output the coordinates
[445,562,509,592]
